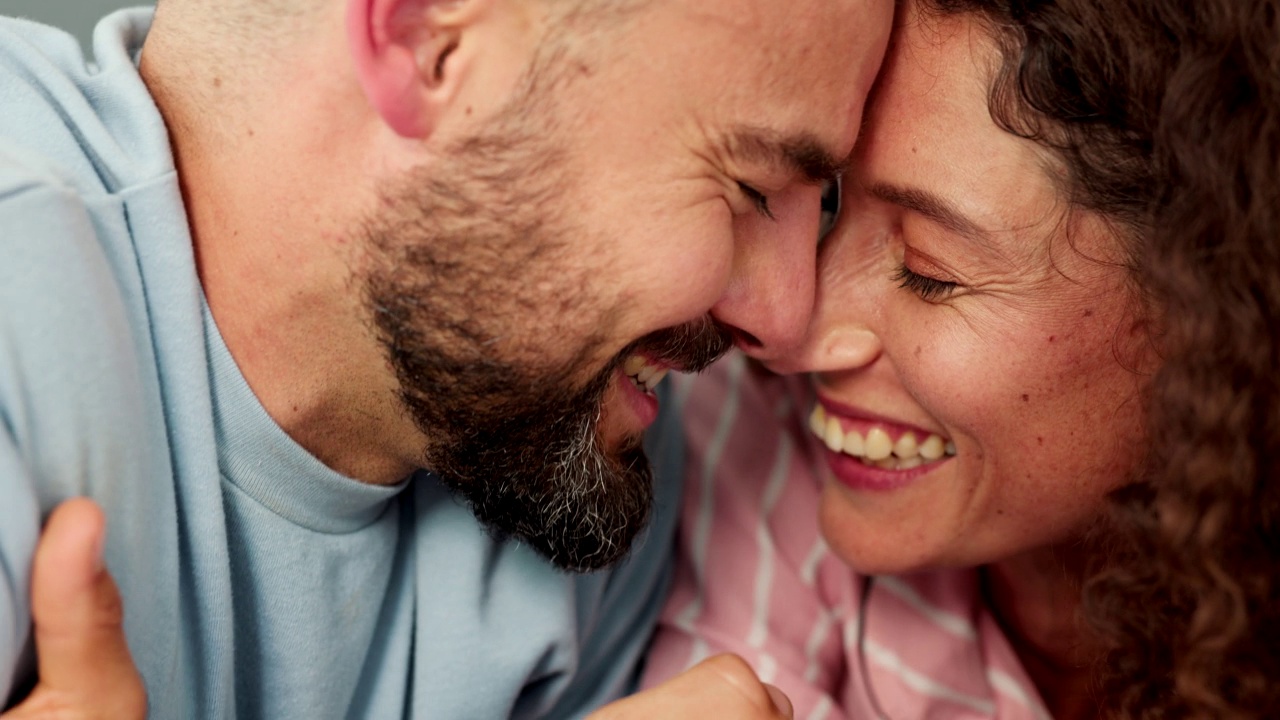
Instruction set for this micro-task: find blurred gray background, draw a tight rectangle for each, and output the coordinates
[0,1,151,49]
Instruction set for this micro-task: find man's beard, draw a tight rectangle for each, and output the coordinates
[358,103,732,571]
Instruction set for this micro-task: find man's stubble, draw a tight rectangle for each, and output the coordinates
[358,92,731,571]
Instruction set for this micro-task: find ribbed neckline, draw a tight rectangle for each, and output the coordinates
[203,303,407,534]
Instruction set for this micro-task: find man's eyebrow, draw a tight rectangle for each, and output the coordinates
[866,181,993,244]
[722,127,850,184]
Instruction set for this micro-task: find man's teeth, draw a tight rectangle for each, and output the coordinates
[808,404,956,469]
[624,354,670,394]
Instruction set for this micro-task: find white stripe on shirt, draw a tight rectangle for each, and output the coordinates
[803,608,838,684]
[800,537,827,588]
[876,575,978,641]
[748,433,793,648]
[863,638,997,716]
[758,652,779,685]
[675,354,746,632]
[806,695,835,720]
[988,668,1053,720]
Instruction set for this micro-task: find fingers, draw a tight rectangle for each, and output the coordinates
[590,654,792,719]
[1,499,146,719]
[764,684,793,719]
[696,655,793,718]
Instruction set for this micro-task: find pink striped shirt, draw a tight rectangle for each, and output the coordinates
[643,353,1054,720]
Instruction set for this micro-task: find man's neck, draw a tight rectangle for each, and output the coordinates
[137,32,426,486]
[984,544,1102,720]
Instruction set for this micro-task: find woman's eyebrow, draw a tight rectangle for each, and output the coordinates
[866,181,996,247]
[721,126,851,184]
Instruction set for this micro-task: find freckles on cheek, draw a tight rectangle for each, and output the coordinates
[913,341,1042,439]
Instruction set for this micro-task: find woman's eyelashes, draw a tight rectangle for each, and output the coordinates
[737,181,775,220]
[892,264,959,301]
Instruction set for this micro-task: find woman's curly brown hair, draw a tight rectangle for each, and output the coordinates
[919,0,1280,716]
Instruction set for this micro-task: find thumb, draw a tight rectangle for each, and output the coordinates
[700,655,793,719]
[764,684,793,719]
[3,498,146,719]
[587,654,792,719]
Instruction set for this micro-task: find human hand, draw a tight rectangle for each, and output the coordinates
[590,654,793,719]
[0,499,146,719]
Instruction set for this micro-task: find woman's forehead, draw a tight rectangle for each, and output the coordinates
[857,10,1070,255]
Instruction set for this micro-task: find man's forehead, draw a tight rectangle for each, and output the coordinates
[591,0,885,180]
[641,0,881,72]
[674,0,871,31]
[674,0,886,156]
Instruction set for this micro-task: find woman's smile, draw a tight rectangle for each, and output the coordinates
[776,6,1153,575]
[807,397,955,490]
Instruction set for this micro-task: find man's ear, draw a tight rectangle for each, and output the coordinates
[346,0,485,138]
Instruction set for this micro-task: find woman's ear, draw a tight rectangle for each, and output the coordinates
[346,0,486,138]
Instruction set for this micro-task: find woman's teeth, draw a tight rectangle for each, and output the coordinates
[624,354,670,394]
[808,404,956,470]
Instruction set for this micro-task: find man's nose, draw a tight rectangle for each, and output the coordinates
[765,238,884,377]
[709,187,822,361]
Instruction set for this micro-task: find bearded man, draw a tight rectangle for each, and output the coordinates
[0,0,890,716]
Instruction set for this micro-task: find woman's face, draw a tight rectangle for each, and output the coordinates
[778,8,1151,574]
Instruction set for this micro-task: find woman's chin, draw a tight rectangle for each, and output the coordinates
[818,494,937,576]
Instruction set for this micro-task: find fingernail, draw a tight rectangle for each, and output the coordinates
[765,684,793,718]
[91,527,106,575]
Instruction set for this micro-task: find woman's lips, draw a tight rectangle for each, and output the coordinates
[807,399,955,490]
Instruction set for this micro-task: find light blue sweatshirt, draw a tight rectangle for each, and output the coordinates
[0,9,682,718]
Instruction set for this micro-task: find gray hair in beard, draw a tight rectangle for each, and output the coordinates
[356,60,657,571]
[356,24,732,571]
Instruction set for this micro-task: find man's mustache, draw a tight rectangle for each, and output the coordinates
[630,316,735,375]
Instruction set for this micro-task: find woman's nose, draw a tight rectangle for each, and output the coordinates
[768,316,882,376]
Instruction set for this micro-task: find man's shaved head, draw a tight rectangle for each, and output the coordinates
[142,0,650,155]
[137,0,891,568]
[146,0,645,105]
[152,0,641,40]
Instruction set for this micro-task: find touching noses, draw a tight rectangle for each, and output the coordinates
[766,230,884,377]
[770,301,881,376]
[709,186,824,361]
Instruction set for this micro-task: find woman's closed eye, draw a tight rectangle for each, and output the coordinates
[892,264,959,302]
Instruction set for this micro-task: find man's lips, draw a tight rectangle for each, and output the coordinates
[609,362,663,430]
[602,316,733,430]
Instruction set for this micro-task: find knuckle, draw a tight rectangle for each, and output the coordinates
[699,654,776,713]
[90,576,127,629]
[701,653,757,681]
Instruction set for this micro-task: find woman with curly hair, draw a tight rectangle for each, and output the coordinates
[642,0,1280,717]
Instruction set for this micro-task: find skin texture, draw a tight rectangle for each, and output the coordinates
[589,654,793,720]
[7,0,894,716]
[136,0,891,570]
[0,505,788,720]
[781,5,1146,577]
[141,0,891,488]
[0,503,786,720]
[359,93,737,568]
[769,6,1149,715]
[0,501,145,720]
